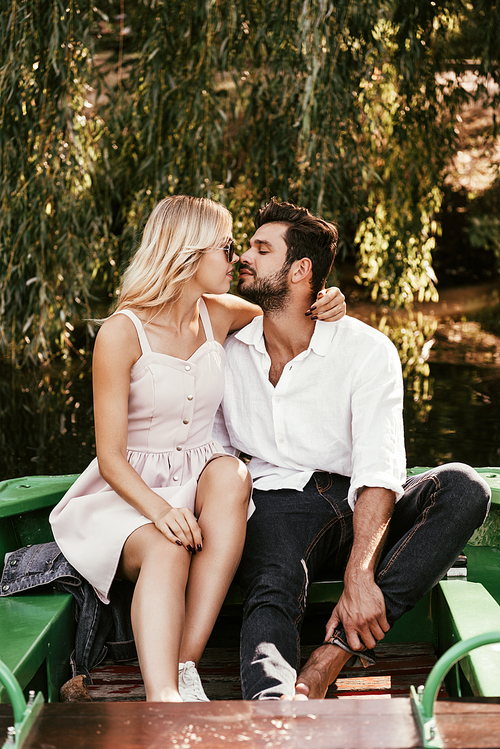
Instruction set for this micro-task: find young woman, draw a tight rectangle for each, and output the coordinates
[50,196,345,702]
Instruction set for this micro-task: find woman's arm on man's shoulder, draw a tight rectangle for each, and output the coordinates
[203,293,262,341]
[204,286,346,342]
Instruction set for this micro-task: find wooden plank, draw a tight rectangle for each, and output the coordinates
[2,698,500,748]
[435,701,500,748]
[319,642,446,699]
[0,699,422,749]
[87,642,445,703]
[87,662,145,702]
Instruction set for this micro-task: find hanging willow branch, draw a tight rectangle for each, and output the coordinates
[1,0,499,365]
[0,0,115,365]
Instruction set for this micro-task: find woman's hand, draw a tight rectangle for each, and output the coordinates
[154,505,203,554]
[306,286,346,322]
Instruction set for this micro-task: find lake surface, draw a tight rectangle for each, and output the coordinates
[1,296,499,481]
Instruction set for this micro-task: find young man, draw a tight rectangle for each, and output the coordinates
[213,198,491,700]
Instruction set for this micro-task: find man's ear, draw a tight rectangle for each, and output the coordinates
[290,257,312,284]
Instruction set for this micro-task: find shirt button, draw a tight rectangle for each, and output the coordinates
[275,397,281,403]
[10,559,18,567]
[185,365,191,371]
[176,445,182,451]
[183,419,189,424]
[173,475,179,481]
[279,437,284,443]
[2,584,9,592]
[187,395,193,401]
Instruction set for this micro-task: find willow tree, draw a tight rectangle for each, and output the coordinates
[1,0,499,365]
[106,0,499,291]
[0,1,113,365]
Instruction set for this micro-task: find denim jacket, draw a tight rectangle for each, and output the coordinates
[0,542,136,683]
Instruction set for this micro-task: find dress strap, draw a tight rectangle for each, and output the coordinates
[198,298,214,342]
[114,310,152,355]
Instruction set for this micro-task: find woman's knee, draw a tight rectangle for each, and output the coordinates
[199,456,251,505]
[122,524,187,578]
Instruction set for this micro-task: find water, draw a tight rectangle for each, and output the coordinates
[406,359,500,467]
[0,358,95,480]
[404,307,500,468]
[1,302,499,481]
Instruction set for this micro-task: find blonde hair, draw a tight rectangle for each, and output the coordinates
[116,195,232,312]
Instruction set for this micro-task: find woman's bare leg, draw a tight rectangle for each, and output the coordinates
[179,457,251,665]
[118,523,191,701]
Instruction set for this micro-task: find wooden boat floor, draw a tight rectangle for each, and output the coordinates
[86,641,446,702]
[2,698,500,748]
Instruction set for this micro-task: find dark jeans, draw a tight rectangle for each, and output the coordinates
[237,463,491,700]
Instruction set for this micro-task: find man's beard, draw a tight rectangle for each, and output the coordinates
[237,263,292,312]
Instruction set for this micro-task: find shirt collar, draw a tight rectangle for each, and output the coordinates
[234,316,267,353]
[309,319,336,356]
[234,316,335,358]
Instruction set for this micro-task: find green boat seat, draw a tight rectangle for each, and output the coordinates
[0,467,499,703]
[437,575,500,697]
[0,475,78,704]
[0,590,74,704]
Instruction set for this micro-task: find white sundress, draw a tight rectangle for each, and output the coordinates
[50,299,238,603]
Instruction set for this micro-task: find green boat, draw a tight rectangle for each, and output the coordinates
[1,467,500,748]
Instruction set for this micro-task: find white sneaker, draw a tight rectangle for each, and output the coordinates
[178,661,210,702]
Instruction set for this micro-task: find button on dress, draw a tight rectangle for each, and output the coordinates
[50,299,231,603]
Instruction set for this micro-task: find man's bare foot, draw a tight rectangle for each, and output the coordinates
[280,692,308,701]
[293,644,352,699]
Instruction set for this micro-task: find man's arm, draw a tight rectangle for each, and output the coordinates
[212,403,240,456]
[325,486,395,651]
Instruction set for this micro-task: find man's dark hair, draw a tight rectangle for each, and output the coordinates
[255,198,338,296]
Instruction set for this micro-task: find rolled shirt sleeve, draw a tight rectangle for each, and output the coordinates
[348,337,406,510]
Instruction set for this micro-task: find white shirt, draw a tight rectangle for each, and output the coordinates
[213,315,407,510]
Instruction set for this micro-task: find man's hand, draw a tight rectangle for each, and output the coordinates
[325,574,389,651]
[325,486,395,651]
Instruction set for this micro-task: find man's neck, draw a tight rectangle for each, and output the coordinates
[262,303,315,386]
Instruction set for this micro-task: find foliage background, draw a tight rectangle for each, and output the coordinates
[1,0,500,366]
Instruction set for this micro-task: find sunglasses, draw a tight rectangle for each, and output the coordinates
[221,239,236,263]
